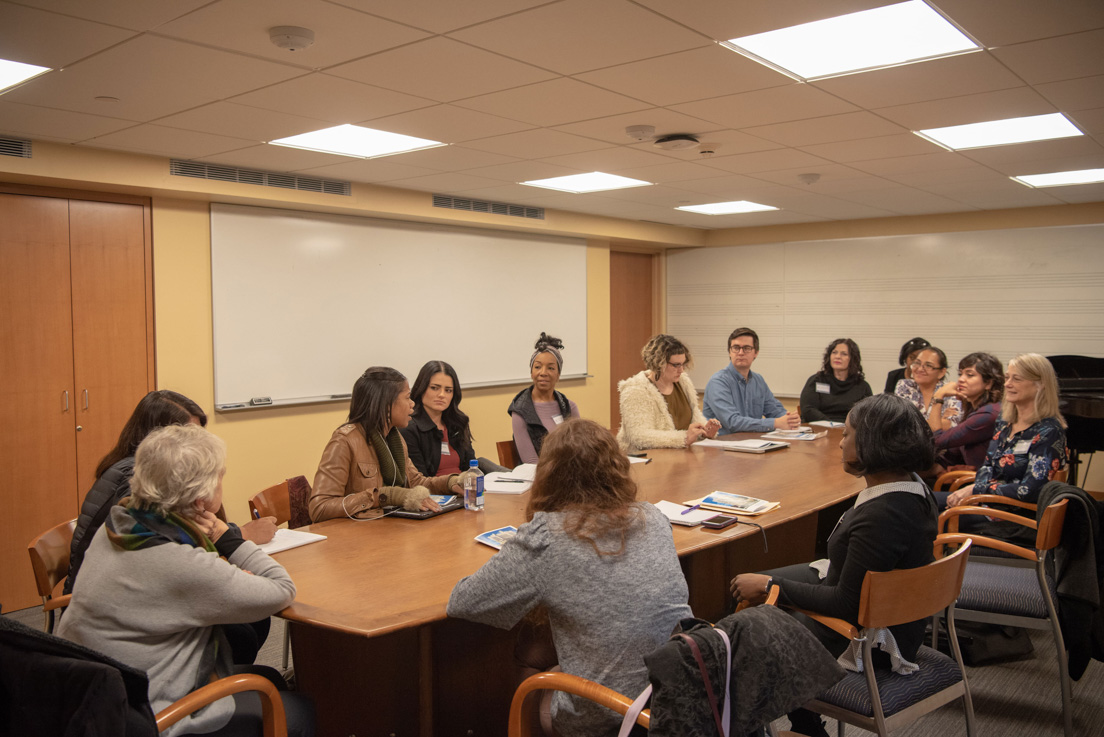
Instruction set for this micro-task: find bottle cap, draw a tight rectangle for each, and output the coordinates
[469,459,478,467]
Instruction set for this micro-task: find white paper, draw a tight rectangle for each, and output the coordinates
[809,420,844,428]
[485,463,537,493]
[654,500,715,526]
[258,528,327,555]
[628,455,652,464]
[696,438,776,449]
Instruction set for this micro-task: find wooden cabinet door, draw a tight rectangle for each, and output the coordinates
[69,200,153,496]
[609,251,655,432]
[0,193,78,608]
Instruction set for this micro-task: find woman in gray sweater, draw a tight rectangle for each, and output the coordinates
[448,418,691,737]
[58,424,313,737]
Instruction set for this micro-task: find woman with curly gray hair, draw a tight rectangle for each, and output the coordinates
[616,334,721,452]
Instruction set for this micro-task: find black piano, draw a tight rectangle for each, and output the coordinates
[1049,355,1104,486]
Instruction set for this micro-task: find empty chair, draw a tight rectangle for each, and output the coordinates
[496,439,521,469]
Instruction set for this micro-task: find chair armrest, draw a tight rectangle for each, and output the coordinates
[948,473,977,492]
[936,532,1035,561]
[156,673,287,737]
[958,494,1037,512]
[786,606,860,641]
[765,583,780,606]
[43,594,71,613]
[938,505,1038,534]
[508,671,649,737]
[935,470,976,492]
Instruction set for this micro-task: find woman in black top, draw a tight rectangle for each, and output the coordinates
[883,337,929,394]
[731,394,937,737]
[400,361,475,477]
[799,338,873,423]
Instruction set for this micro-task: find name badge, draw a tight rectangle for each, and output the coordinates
[441,442,450,455]
[816,382,830,394]
[552,414,564,425]
[1013,440,1031,454]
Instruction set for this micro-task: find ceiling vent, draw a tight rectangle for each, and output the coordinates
[169,160,351,196]
[0,137,32,158]
[433,194,544,220]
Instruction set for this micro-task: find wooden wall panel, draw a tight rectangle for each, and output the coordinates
[609,251,655,432]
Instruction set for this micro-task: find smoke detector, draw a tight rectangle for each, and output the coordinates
[269,26,315,51]
[654,134,700,151]
[625,125,656,142]
[797,172,821,185]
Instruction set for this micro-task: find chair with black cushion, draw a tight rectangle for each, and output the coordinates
[0,613,286,737]
[792,538,975,737]
[27,518,77,633]
[938,496,1073,736]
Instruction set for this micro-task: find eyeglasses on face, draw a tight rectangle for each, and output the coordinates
[910,361,940,372]
[667,360,687,369]
[729,345,756,354]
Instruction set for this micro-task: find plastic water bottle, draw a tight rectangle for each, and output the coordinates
[462,459,484,511]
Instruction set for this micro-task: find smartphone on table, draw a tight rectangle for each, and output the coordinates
[701,514,738,529]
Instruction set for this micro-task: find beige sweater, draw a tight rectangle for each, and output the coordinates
[616,371,707,452]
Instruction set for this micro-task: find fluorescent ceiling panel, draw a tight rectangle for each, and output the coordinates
[1012,168,1104,188]
[676,201,778,215]
[270,124,444,158]
[722,0,979,81]
[916,113,1082,150]
[521,172,651,193]
[0,58,51,94]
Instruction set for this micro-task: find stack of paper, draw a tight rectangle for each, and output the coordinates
[259,528,327,555]
[761,430,827,441]
[684,491,779,516]
[485,463,536,493]
[654,500,716,526]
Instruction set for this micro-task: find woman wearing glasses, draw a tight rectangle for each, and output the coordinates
[617,334,721,453]
[894,346,962,427]
[799,338,873,424]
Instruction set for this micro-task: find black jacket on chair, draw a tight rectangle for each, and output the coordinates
[0,614,157,737]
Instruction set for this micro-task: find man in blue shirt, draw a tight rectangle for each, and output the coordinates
[703,327,800,435]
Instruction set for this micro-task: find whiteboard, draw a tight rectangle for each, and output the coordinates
[211,204,587,409]
[668,224,1104,397]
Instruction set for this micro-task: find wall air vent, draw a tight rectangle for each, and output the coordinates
[0,137,32,158]
[170,160,351,196]
[433,194,544,220]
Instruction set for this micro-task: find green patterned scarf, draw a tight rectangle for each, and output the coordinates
[105,496,216,553]
[368,427,408,487]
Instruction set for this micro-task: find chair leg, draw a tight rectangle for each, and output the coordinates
[1038,564,1074,737]
[281,627,290,671]
[836,719,845,737]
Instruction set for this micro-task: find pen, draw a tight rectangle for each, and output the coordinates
[681,503,702,515]
[496,478,528,483]
[253,508,260,519]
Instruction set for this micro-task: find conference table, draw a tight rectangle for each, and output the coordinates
[274,429,863,737]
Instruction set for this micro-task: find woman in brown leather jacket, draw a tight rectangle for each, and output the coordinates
[309,366,461,522]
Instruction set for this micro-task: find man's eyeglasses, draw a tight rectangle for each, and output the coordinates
[729,345,756,354]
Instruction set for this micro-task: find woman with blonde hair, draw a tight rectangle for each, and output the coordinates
[947,354,1067,537]
[617,333,720,452]
[448,419,691,737]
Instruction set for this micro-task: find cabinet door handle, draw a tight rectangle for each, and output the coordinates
[63,390,69,411]
[83,389,89,410]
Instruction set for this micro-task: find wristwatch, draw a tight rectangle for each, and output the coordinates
[933,397,944,404]
[764,576,774,594]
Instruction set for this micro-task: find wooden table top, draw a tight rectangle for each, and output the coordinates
[275,429,863,638]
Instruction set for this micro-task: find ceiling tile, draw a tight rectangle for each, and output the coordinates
[991,28,1104,85]
[835,186,981,215]
[743,112,905,147]
[294,158,443,182]
[83,124,254,159]
[959,136,1104,168]
[603,161,731,184]
[749,163,877,188]
[328,37,556,103]
[1044,182,1104,204]
[229,74,435,124]
[156,101,332,142]
[801,133,942,163]
[1000,152,1104,177]
[920,180,1065,209]
[811,52,1024,110]
[198,144,359,173]
[0,3,135,68]
[760,194,898,220]
[387,171,510,194]
[539,146,674,172]
[874,87,1056,130]
[365,105,533,143]
[673,176,800,198]
[1067,107,1104,137]
[449,0,709,75]
[671,84,858,129]
[631,0,888,42]
[455,78,648,127]
[1035,76,1104,113]
[379,145,520,172]
[881,166,1009,188]
[636,130,781,160]
[3,35,302,121]
[934,0,1104,47]
[327,0,551,34]
[0,100,135,142]
[13,0,213,30]
[590,184,704,207]
[461,128,610,158]
[553,108,726,145]
[155,0,430,68]
[849,151,988,177]
[575,45,788,106]
[465,161,587,183]
[701,148,834,175]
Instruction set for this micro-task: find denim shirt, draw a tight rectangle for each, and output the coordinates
[702,363,786,434]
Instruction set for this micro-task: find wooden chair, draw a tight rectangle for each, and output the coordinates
[27,518,77,633]
[158,672,287,736]
[937,497,1073,736]
[792,539,975,737]
[508,670,649,737]
[497,439,521,468]
[934,470,977,492]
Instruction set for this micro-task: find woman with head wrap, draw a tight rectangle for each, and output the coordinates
[507,333,580,464]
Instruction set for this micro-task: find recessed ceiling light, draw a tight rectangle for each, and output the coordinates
[676,201,778,215]
[269,124,444,159]
[721,0,979,81]
[1012,168,1104,188]
[521,172,652,193]
[0,58,51,94]
[915,113,1082,150]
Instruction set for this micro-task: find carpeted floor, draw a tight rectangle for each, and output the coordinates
[9,606,1099,735]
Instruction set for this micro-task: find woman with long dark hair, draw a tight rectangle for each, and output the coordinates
[309,366,461,522]
[799,338,873,423]
[448,419,690,737]
[508,333,579,464]
[930,352,1004,473]
[400,361,475,477]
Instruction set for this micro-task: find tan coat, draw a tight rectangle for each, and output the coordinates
[616,371,707,453]
[309,423,456,522]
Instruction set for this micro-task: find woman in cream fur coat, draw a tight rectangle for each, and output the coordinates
[617,334,721,453]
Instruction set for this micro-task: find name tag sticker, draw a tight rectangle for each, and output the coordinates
[552,414,564,425]
[1013,440,1031,454]
[441,442,450,455]
[816,382,830,394]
